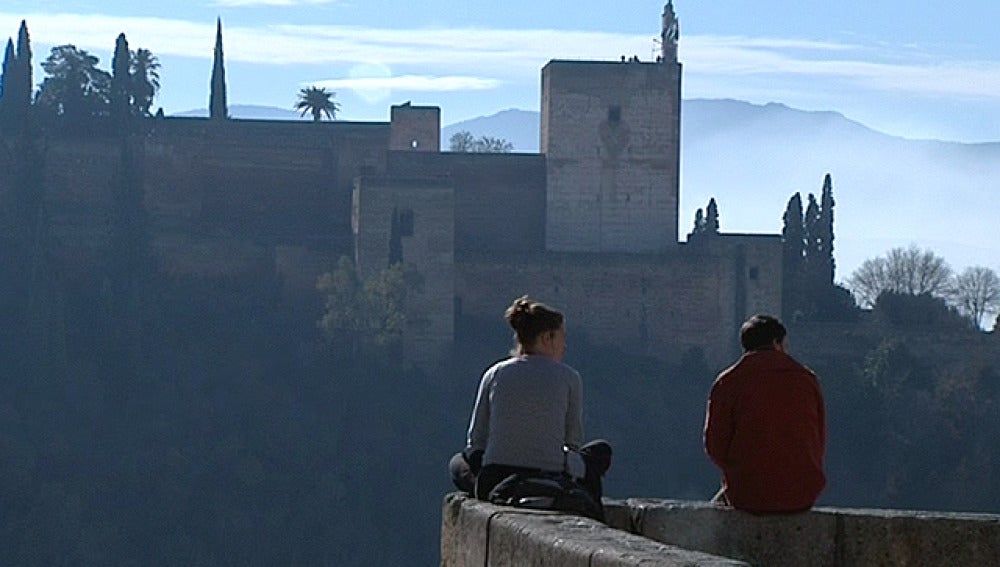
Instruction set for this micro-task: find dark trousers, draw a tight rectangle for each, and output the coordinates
[448,439,612,502]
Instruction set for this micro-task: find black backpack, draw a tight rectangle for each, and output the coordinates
[487,471,604,522]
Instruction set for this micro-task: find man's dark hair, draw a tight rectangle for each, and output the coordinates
[739,314,787,352]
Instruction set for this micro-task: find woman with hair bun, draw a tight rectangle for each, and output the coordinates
[449,296,611,504]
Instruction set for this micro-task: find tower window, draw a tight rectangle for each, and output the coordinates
[608,105,621,123]
[399,208,415,236]
[748,267,759,280]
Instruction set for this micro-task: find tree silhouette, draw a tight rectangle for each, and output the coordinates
[781,192,805,314]
[448,130,512,152]
[704,197,719,234]
[951,266,1000,330]
[818,173,836,286]
[210,18,228,120]
[35,44,111,118]
[294,86,340,122]
[847,245,953,308]
[0,39,14,127]
[111,34,130,121]
[129,48,160,116]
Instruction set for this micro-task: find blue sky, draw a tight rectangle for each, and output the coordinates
[2,1,1000,142]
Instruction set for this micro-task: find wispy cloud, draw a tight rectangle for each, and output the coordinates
[4,11,1000,102]
[210,0,337,6]
[684,35,1000,100]
[313,75,500,92]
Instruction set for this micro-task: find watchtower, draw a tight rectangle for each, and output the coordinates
[541,2,682,253]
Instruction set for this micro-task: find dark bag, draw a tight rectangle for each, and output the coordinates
[487,471,604,521]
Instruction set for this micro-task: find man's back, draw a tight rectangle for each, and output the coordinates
[705,348,826,513]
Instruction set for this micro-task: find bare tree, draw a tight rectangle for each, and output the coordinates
[885,245,952,296]
[846,257,889,308]
[448,130,513,153]
[847,245,952,308]
[950,266,1000,329]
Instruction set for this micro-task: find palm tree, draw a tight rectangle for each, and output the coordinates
[129,48,160,116]
[294,86,340,121]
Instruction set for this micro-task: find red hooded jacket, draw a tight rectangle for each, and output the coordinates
[704,348,826,513]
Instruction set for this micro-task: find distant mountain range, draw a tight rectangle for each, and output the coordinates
[177,100,1000,279]
[444,100,1000,280]
[173,104,308,120]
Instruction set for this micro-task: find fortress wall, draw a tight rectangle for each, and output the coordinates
[387,151,546,254]
[454,250,746,366]
[688,234,785,321]
[390,104,440,151]
[11,119,396,283]
[353,176,455,366]
[43,138,120,271]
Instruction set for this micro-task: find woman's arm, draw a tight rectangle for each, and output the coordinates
[467,367,494,452]
[564,369,583,450]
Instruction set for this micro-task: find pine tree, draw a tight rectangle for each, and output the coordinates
[209,18,228,120]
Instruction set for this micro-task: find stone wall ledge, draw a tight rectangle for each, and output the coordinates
[443,494,1000,566]
[441,493,748,566]
[614,498,1000,567]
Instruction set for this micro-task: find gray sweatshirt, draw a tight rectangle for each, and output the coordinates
[466,355,583,472]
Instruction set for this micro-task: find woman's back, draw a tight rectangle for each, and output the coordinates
[474,355,582,472]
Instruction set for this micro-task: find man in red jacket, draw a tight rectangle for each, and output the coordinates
[704,314,826,513]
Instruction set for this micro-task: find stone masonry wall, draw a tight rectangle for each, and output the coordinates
[353,176,455,367]
[387,151,546,255]
[542,60,682,253]
[455,249,749,368]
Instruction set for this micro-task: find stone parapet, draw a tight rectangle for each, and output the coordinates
[623,499,1000,567]
[440,493,748,566]
[443,495,1000,566]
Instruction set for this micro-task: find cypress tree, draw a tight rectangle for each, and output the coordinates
[111,33,131,122]
[803,192,822,298]
[819,173,836,285]
[781,192,805,314]
[15,20,31,111]
[209,18,228,120]
[692,208,704,236]
[0,39,14,127]
[705,198,719,235]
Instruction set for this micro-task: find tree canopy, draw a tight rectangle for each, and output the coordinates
[448,130,513,153]
[847,245,953,308]
[294,86,340,122]
[35,44,111,118]
[951,266,1000,330]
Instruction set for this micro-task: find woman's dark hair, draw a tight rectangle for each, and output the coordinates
[505,295,564,354]
[739,314,787,352]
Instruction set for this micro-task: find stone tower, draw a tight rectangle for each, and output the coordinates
[541,3,682,253]
[389,102,440,152]
[352,176,455,368]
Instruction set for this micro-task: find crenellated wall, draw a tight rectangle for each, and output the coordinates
[442,494,1000,566]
